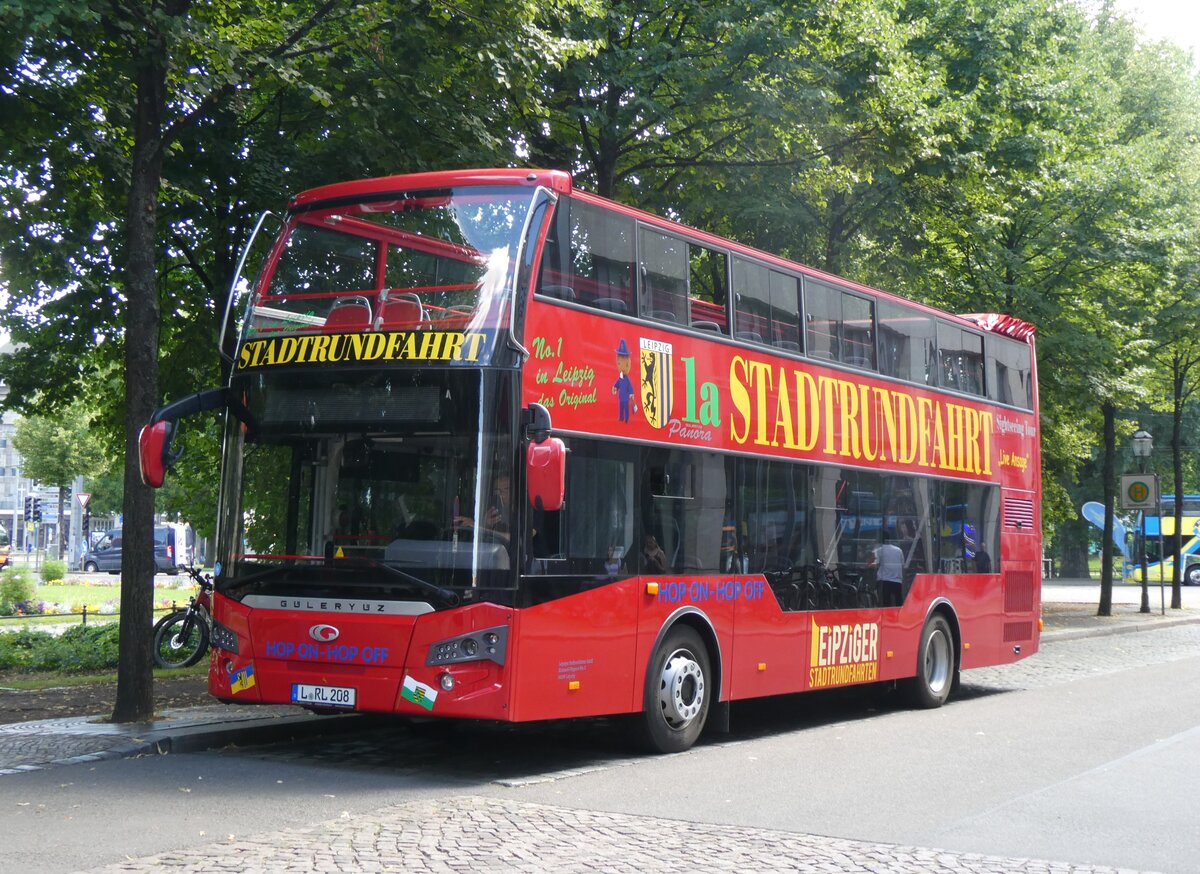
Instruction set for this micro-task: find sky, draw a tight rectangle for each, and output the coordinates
[1115,0,1200,54]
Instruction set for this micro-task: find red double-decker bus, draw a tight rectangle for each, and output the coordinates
[140,168,1041,753]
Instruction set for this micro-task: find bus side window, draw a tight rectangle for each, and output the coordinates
[935,482,999,573]
[688,243,729,333]
[988,335,1033,409]
[639,227,688,325]
[560,199,636,315]
[937,322,985,397]
[879,301,935,385]
[534,441,634,576]
[642,449,725,575]
[806,280,876,370]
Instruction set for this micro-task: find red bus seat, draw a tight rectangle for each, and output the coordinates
[374,290,424,329]
[323,296,373,331]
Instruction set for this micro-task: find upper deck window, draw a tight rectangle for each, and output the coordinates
[988,335,1033,409]
[639,227,689,325]
[687,243,730,334]
[878,300,935,385]
[805,279,876,370]
[732,257,801,350]
[937,322,985,397]
[244,186,535,343]
[538,198,636,314]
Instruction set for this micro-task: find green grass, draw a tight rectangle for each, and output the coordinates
[0,578,195,626]
[0,662,207,690]
[41,579,192,607]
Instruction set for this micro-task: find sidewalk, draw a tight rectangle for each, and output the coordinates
[1041,600,1200,640]
[2,586,1198,776]
[1042,575,1200,639]
[0,702,357,776]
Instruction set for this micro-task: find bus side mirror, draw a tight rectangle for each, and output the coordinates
[138,420,177,488]
[138,387,256,488]
[527,437,566,512]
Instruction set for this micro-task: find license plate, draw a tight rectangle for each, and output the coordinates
[291,683,356,708]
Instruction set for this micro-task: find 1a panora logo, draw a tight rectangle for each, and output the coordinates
[309,624,340,643]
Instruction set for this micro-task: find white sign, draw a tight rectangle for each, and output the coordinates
[1120,474,1158,510]
[77,493,91,509]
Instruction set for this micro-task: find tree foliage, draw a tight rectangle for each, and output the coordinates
[1,0,593,721]
[11,407,108,490]
[2,0,1200,698]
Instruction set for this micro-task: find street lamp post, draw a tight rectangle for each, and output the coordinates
[1131,428,1154,614]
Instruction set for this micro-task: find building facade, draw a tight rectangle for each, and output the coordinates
[0,339,52,551]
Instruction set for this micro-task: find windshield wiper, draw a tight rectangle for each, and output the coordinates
[331,557,461,608]
[220,563,299,590]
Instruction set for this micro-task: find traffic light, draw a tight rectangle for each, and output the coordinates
[23,495,31,518]
[31,497,41,523]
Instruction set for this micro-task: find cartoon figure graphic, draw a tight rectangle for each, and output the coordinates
[613,339,637,422]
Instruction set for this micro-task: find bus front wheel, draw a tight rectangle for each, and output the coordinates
[1187,565,1200,587]
[638,625,711,754]
[906,614,956,709]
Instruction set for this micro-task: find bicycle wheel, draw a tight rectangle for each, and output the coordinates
[153,611,210,669]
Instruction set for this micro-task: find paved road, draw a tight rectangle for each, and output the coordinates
[4,622,1198,873]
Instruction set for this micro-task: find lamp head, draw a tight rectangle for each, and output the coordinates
[1131,428,1154,459]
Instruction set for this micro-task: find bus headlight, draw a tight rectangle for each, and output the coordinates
[426,625,508,667]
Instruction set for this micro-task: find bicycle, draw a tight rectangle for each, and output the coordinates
[152,565,213,669]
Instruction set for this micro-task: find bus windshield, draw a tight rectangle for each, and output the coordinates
[240,186,537,348]
[216,368,517,602]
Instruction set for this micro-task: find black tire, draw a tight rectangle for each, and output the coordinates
[905,614,956,709]
[153,610,210,669]
[638,625,711,754]
[1187,565,1200,587]
[84,561,98,572]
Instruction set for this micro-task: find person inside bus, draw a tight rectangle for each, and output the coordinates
[641,533,667,573]
[604,545,626,579]
[755,528,791,575]
[455,472,511,543]
[869,541,905,606]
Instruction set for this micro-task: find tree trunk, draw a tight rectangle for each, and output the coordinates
[112,50,166,724]
[1172,369,1184,609]
[1098,402,1114,616]
[57,484,68,561]
[1055,518,1091,578]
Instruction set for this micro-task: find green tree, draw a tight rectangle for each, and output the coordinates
[11,408,108,560]
[1,0,372,722]
[1,0,593,721]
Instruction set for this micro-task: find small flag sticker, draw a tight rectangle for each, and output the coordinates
[401,675,438,711]
[230,664,256,694]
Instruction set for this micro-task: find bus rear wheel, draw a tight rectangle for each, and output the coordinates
[638,626,711,754]
[1187,565,1200,587]
[906,614,956,709]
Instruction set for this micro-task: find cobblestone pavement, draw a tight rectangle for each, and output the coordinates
[0,705,314,776]
[10,609,1200,873]
[78,625,1200,874]
[91,794,1149,874]
[963,623,1200,691]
